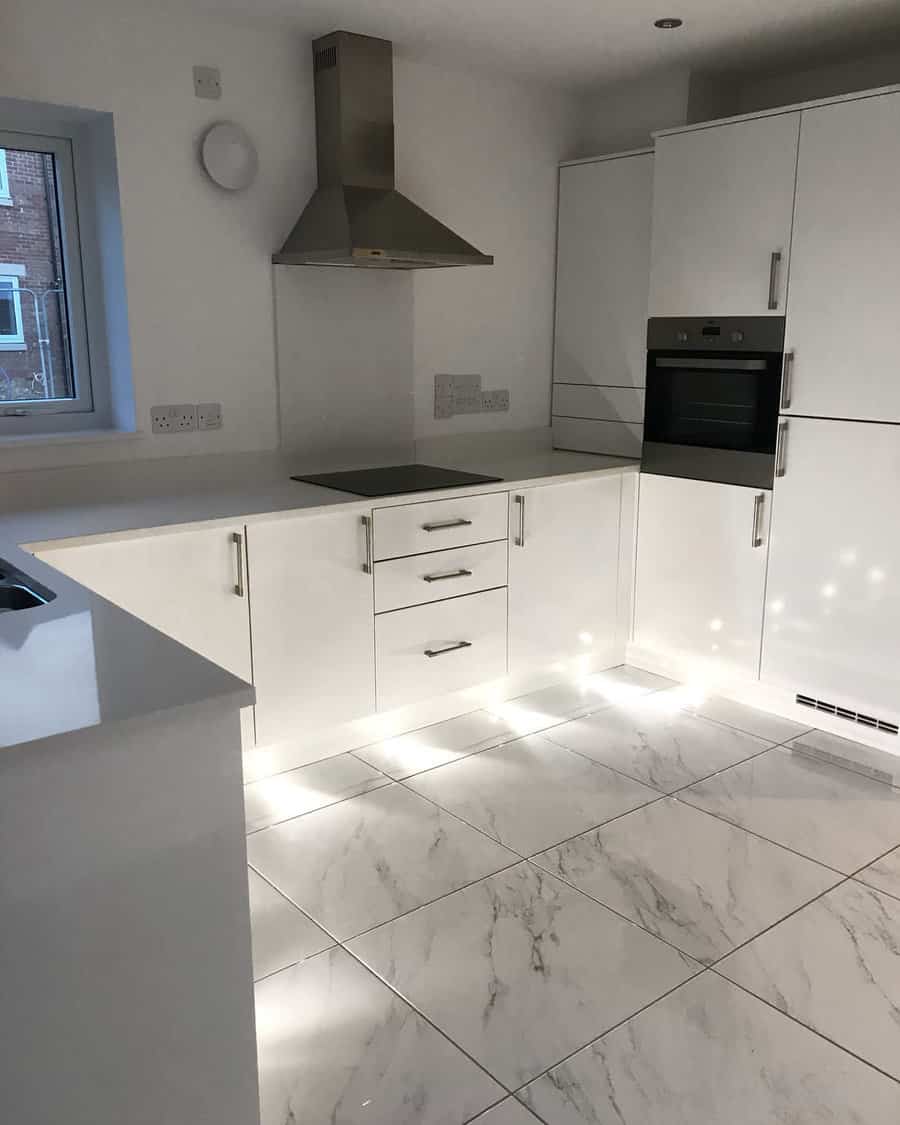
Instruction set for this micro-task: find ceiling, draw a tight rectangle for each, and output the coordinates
[188,0,900,89]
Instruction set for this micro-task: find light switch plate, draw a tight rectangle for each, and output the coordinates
[197,402,223,430]
[193,65,222,100]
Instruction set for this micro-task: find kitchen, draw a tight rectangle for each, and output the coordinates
[2,1,900,1123]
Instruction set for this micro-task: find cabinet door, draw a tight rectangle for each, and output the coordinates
[35,526,252,681]
[649,113,800,317]
[508,476,621,674]
[784,92,900,422]
[246,511,375,746]
[555,152,652,389]
[761,418,900,724]
[633,474,770,679]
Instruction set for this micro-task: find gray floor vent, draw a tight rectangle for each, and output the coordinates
[795,693,899,736]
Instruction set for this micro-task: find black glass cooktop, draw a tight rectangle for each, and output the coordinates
[292,464,503,497]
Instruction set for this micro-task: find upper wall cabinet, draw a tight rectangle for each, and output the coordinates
[784,91,900,423]
[649,113,800,318]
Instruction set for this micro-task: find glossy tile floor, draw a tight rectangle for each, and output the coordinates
[244,667,900,1124]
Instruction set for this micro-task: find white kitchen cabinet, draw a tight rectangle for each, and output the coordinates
[508,475,622,674]
[649,113,800,317]
[761,417,900,727]
[633,474,771,680]
[784,91,900,422]
[246,510,375,746]
[34,526,252,682]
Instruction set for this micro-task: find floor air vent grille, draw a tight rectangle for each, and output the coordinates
[796,693,899,736]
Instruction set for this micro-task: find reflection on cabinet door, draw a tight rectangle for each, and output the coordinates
[247,511,375,746]
[761,417,900,726]
[784,91,900,422]
[35,526,252,682]
[508,476,621,675]
[633,474,770,680]
[649,113,800,317]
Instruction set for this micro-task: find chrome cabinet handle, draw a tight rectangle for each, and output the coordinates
[421,518,473,532]
[424,640,472,658]
[751,493,765,548]
[232,532,245,597]
[514,494,526,547]
[361,515,373,574]
[768,251,782,310]
[781,350,795,410]
[775,421,789,478]
[423,568,473,583]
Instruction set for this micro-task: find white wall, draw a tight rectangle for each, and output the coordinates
[736,46,900,113]
[572,68,690,158]
[0,0,313,473]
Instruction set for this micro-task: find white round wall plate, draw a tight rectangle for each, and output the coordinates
[201,122,258,191]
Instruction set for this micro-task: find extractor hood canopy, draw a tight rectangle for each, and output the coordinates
[273,31,494,270]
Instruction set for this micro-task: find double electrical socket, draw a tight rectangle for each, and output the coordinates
[434,374,510,419]
[151,402,223,434]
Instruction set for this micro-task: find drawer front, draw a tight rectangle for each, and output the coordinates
[376,588,508,711]
[374,540,508,613]
[373,491,508,560]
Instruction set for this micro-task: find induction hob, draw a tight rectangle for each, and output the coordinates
[292,464,503,497]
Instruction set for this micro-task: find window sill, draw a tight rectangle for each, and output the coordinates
[0,426,143,448]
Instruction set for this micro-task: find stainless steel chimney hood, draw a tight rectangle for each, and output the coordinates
[274,32,494,270]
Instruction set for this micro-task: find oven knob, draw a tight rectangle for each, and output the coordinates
[676,330,688,343]
[730,330,744,344]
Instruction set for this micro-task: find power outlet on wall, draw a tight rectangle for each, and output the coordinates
[434,374,509,418]
[151,404,197,434]
[481,389,510,412]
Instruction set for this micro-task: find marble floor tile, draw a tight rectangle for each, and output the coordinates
[719,879,900,1080]
[682,746,900,873]
[788,727,900,787]
[354,710,521,780]
[407,735,658,856]
[348,862,698,1089]
[247,784,517,940]
[534,797,840,964]
[243,752,388,833]
[255,947,502,1125]
[248,868,332,981]
[519,972,900,1125]
[856,845,900,900]
[673,691,812,745]
[467,1099,542,1124]
[545,695,771,794]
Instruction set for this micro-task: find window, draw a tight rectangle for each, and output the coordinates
[0,131,93,421]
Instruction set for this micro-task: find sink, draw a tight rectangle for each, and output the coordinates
[0,558,56,613]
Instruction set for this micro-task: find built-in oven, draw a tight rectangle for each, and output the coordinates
[642,317,786,489]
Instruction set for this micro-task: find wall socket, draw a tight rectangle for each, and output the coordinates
[151,402,223,434]
[434,374,510,419]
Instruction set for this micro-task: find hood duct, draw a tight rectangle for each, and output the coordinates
[273,31,494,270]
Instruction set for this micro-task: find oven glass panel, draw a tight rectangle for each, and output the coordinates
[644,353,782,454]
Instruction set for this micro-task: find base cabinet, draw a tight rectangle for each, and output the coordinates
[246,510,375,746]
[761,417,900,725]
[508,476,622,674]
[633,474,770,679]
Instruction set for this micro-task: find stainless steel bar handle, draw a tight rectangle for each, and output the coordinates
[781,349,795,410]
[423,568,473,583]
[361,515,373,574]
[424,640,473,658]
[775,421,789,478]
[768,251,782,310]
[232,531,245,598]
[751,493,765,548]
[514,494,526,547]
[421,518,473,532]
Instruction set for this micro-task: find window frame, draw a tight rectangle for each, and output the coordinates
[0,149,11,204]
[0,129,94,423]
[0,266,26,348]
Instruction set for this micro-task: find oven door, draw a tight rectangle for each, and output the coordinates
[643,353,782,488]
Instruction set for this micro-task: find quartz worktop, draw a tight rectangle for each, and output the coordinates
[0,440,638,751]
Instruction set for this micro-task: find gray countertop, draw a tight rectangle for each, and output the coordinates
[0,443,638,751]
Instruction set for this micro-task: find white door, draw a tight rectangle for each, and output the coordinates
[246,510,375,747]
[508,476,621,675]
[649,113,800,317]
[784,91,900,422]
[761,417,900,726]
[35,526,252,681]
[633,474,770,680]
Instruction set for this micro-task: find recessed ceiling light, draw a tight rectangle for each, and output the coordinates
[654,17,684,29]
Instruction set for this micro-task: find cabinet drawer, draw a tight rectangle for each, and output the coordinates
[373,491,508,560]
[376,588,508,711]
[374,540,508,613]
